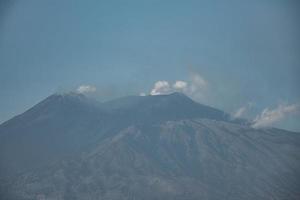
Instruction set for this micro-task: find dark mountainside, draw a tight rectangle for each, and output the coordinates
[0,92,299,200]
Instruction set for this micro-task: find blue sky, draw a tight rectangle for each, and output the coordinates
[0,0,299,131]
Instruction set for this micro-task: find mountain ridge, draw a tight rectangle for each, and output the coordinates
[0,92,244,133]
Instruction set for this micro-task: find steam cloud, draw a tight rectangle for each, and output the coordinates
[147,73,208,102]
[77,85,97,94]
[252,103,300,128]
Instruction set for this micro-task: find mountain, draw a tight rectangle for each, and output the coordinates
[100,92,237,125]
[0,92,299,199]
[0,92,106,177]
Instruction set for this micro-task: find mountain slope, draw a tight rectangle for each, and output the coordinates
[0,93,299,199]
[0,93,107,177]
[2,119,300,200]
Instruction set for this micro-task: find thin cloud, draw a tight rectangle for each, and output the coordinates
[252,103,300,128]
[233,106,247,118]
[233,102,253,118]
[186,73,208,101]
[189,73,207,93]
[76,85,97,94]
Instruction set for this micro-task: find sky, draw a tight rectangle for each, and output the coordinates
[0,0,299,131]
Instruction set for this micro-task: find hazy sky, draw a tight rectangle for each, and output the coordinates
[0,0,299,131]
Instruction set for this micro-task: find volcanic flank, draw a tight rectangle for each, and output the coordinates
[0,92,299,200]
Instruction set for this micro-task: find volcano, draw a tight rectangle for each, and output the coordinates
[0,92,299,200]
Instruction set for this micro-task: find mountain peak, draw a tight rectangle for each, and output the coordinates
[149,92,189,98]
[45,91,96,105]
[51,91,87,100]
[101,92,231,124]
[156,92,194,102]
[142,92,194,104]
[167,91,187,97]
